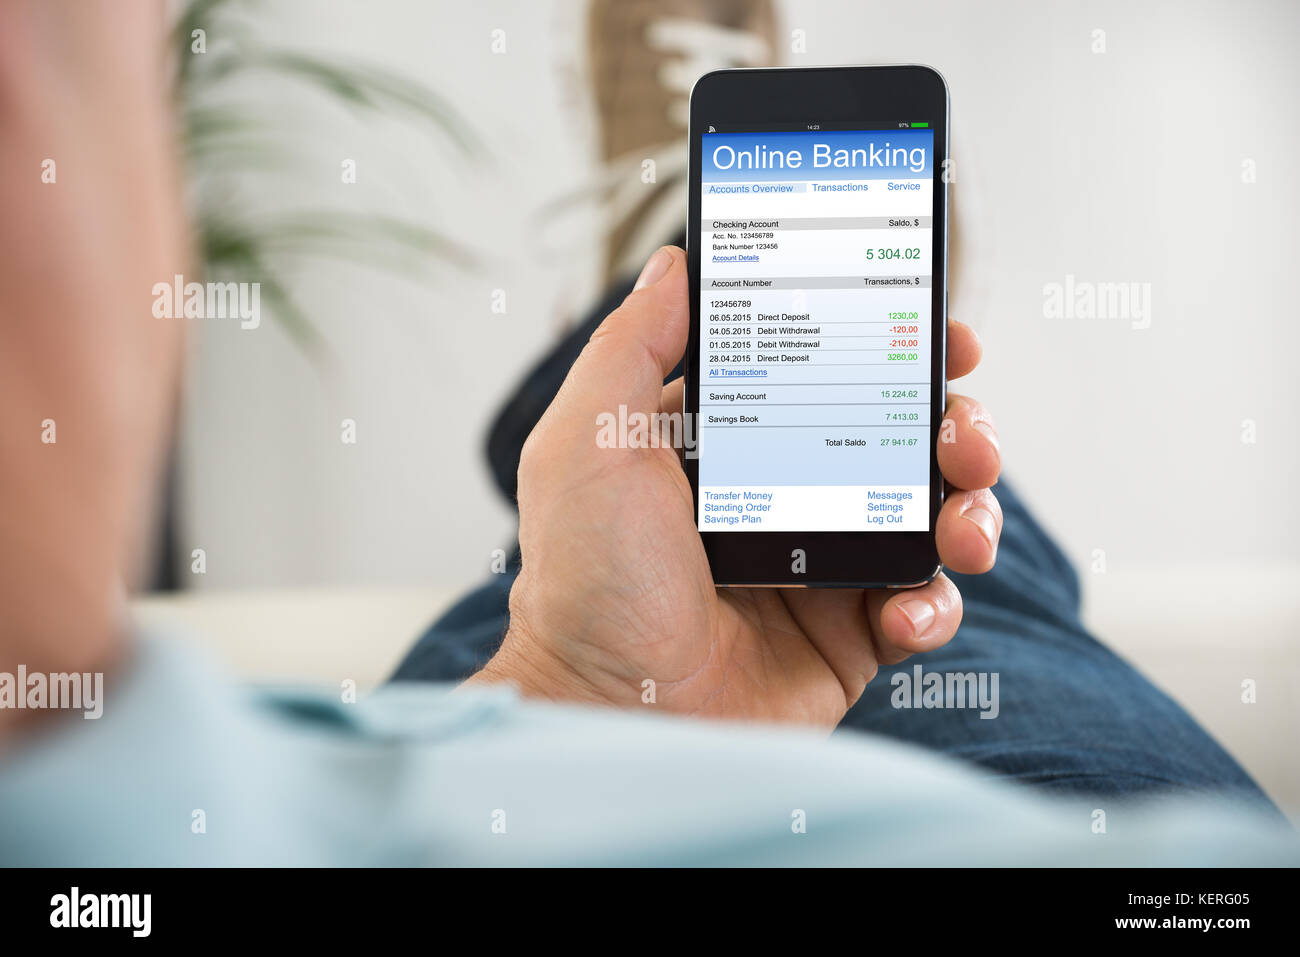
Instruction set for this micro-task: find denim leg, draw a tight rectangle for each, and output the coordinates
[391,483,1279,811]
[840,479,1279,812]
[389,549,517,684]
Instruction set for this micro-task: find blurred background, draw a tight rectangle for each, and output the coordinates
[137,0,1300,814]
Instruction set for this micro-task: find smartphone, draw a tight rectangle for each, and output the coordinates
[685,65,949,587]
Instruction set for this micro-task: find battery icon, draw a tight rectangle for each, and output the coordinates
[910,122,929,128]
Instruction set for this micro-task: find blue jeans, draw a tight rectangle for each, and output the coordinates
[392,478,1278,812]
[393,251,1277,811]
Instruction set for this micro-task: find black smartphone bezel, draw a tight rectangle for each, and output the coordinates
[685,65,949,588]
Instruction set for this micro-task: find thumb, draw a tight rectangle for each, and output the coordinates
[557,246,688,421]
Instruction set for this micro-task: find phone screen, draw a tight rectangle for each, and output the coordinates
[696,123,936,534]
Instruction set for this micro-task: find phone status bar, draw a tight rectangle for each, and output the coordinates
[702,121,929,134]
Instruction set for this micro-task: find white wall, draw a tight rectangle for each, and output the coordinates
[180,0,1300,588]
[180,0,602,590]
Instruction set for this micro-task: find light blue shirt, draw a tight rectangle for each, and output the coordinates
[1,636,1294,866]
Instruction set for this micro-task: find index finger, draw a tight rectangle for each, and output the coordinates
[947,319,982,380]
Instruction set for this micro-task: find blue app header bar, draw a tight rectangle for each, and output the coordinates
[702,129,933,182]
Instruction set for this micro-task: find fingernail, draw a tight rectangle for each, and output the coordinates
[972,419,1000,453]
[898,599,936,639]
[633,247,672,291]
[963,505,998,547]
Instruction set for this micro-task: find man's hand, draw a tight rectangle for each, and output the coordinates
[471,246,1001,727]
